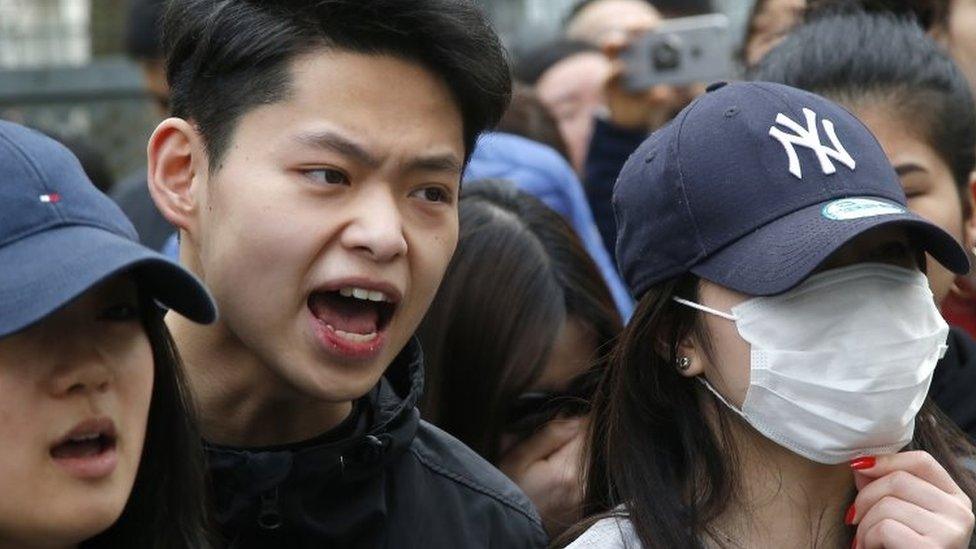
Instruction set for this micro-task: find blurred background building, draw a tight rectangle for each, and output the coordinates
[0,0,151,186]
[0,0,750,187]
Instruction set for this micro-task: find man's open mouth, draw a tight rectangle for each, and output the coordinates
[307,286,398,344]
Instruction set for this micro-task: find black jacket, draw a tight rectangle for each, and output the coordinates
[206,339,548,548]
[582,117,647,262]
[932,327,976,441]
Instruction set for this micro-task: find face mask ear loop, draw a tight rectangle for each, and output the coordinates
[696,376,748,417]
[673,296,738,321]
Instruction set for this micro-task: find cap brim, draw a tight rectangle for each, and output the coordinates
[0,225,216,337]
[692,198,970,296]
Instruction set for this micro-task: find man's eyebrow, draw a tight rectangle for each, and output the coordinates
[292,130,380,168]
[292,129,461,174]
[405,153,463,175]
[894,163,928,177]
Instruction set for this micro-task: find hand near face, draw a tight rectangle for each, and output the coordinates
[498,417,585,536]
[601,30,703,133]
[848,451,974,548]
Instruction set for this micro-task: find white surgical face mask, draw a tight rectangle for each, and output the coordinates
[675,263,949,464]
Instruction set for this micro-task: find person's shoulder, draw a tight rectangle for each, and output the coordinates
[408,420,547,534]
[563,515,641,549]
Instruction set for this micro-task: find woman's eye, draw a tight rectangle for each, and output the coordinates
[98,304,140,322]
[410,186,452,204]
[304,168,349,186]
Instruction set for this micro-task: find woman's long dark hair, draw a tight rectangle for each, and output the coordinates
[83,291,211,548]
[418,179,622,463]
[560,274,976,548]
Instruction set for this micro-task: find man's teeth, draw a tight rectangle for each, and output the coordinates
[325,324,379,343]
[70,433,100,442]
[338,287,389,302]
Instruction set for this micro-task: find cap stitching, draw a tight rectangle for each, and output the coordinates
[672,98,708,265]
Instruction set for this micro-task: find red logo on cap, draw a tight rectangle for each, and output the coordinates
[39,193,61,203]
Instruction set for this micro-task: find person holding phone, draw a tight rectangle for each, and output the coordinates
[579,13,723,260]
[0,120,217,547]
[561,82,976,548]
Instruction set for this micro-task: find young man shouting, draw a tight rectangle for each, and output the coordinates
[147,0,547,546]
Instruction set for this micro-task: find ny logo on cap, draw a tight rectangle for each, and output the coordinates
[768,108,856,180]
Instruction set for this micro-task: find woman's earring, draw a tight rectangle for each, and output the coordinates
[676,356,692,372]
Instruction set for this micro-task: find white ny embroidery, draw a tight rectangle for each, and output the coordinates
[768,107,856,179]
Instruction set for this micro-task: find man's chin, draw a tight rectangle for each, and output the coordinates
[280,355,391,404]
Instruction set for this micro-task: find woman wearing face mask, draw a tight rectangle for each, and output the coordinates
[418,180,622,536]
[750,8,976,443]
[0,121,217,547]
[560,82,976,548]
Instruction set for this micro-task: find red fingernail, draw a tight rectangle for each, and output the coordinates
[850,456,876,470]
[844,504,856,525]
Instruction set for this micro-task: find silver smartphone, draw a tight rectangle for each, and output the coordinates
[621,13,732,91]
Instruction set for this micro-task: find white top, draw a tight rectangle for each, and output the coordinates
[564,515,643,549]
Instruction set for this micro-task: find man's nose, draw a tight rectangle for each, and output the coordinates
[341,188,409,262]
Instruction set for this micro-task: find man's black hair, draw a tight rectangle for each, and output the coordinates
[125,0,166,60]
[163,0,512,170]
[805,0,949,29]
[751,9,975,211]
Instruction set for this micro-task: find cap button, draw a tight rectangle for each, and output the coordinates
[706,81,728,93]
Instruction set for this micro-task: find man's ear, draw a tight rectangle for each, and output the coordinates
[147,118,207,235]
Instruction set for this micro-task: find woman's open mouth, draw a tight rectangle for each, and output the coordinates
[307,284,399,360]
[50,417,119,480]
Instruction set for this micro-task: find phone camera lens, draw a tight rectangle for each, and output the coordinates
[652,41,681,71]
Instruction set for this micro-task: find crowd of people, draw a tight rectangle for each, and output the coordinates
[5,0,976,547]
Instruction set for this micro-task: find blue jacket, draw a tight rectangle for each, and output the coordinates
[465,132,633,319]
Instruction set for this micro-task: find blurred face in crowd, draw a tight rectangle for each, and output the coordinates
[688,228,916,407]
[535,52,611,173]
[854,103,966,304]
[742,0,805,68]
[534,317,596,395]
[154,51,463,405]
[499,315,597,455]
[0,277,153,547]
[947,0,976,92]
[566,0,662,45]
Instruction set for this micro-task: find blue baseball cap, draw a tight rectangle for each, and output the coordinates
[0,120,216,337]
[614,81,969,298]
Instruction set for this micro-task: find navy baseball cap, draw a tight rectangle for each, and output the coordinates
[614,81,969,298]
[0,120,216,337]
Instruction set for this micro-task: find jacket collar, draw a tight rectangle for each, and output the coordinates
[205,338,426,528]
